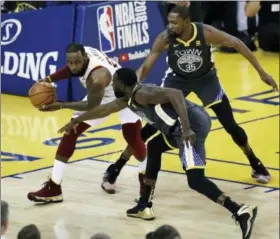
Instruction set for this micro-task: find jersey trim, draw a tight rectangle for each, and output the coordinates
[175,23,197,47]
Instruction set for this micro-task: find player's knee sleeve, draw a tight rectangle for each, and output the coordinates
[145,140,165,180]
[211,95,248,147]
[187,169,204,191]
[186,169,223,202]
[122,120,146,161]
[230,125,248,147]
[56,122,90,159]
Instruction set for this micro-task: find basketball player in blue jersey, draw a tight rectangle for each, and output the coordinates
[102,5,278,187]
[57,68,258,239]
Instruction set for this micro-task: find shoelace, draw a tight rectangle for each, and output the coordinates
[42,175,51,187]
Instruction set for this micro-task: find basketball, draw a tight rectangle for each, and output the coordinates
[28,82,56,107]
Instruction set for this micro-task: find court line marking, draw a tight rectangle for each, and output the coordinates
[211,113,279,132]
[1,112,279,186]
[2,150,279,190]
[264,188,279,193]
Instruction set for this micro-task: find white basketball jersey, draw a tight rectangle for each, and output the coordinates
[79,46,121,99]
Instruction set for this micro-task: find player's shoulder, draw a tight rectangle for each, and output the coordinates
[84,46,102,55]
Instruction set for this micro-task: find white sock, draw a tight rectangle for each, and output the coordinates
[51,160,66,185]
[137,157,147,174]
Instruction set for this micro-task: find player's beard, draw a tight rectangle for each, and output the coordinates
[114,89,125,98]
[167,29,177,38]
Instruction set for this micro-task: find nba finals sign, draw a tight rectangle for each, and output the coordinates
[97,2,149,53]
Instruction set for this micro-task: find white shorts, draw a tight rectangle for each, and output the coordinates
[72,95,140,127]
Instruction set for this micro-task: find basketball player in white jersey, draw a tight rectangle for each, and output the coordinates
[27,43,147,203]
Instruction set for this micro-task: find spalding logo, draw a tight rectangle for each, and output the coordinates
[1,19,22,45]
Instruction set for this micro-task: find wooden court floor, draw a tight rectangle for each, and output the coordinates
[1,50,279,238]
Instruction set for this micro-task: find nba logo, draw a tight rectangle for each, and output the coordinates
[97,5,116,53]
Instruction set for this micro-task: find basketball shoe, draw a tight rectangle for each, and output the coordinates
[27,178,63,203]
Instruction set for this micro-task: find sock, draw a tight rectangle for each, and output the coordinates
[51,160,67,185]
[114,153,129,172]
[245,149,261,169]
[137,157,147,174]
[222,196,241,214]
[141,184,154,205]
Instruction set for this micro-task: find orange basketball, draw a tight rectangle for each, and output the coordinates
[28,82,56,107]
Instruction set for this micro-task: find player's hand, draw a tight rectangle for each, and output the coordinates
[183,129,196,147]
[260,72,279,92]
[38,102,63,112]
[58,120,78,135]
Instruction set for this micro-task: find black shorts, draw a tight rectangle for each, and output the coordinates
[162,68,225,108]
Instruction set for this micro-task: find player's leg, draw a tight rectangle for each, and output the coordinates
[195,76,270,183]
[184,108,257,239]
[126,133,171,220]
[101,109,158,193]
[27,96,109,203]
[210,94,271,183]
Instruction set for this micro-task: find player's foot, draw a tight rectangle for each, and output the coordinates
[101,164,119,194]
[251,162,271,184]
[27,178,63,203]
[126,198,155,220]
[232,205,258,239]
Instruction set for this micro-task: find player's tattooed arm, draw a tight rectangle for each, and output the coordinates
[58,98,127,134]
[137,31,169,82]
[203,24,278,92]
[59,67,111,111]
[135,85,195,144]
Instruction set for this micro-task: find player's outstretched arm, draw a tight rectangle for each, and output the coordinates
[137,31,169,82]
[57,98,127,134]
[38,65,72,83]
[203,24,278,92]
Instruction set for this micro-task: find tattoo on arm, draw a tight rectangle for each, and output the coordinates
[86,67,112,109]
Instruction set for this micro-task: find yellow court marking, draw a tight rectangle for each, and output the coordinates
[1,50,279,189]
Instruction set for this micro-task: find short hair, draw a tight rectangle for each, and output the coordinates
[66,42,86,55]
[169,5,190,21]
[1,200,9,228]
[17,224,41,239]
[115,68,137,86]
[90,233,111,239]
[146,224,181,239]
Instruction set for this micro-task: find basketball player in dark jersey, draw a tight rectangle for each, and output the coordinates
[57,68,258,239]
[102,5,278,188]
